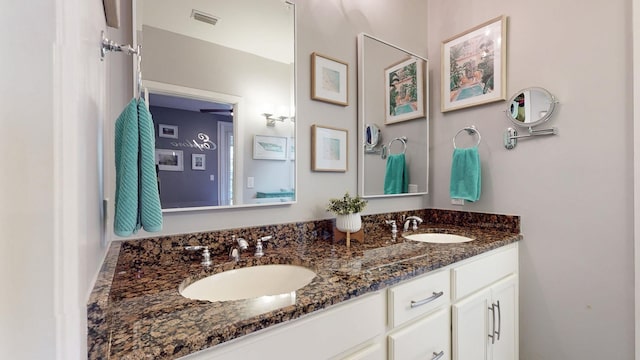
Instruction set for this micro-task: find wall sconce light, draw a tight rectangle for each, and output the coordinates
[263,113,290,127]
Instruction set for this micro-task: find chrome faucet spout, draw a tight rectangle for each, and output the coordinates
[233,235,249,251]
[403,216,423,232]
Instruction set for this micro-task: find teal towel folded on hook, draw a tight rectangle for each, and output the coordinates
[113,98,163,236]
[114,99,139,236]
[384,153,409,194]
[137,99,163,232]
[449,147,481,202]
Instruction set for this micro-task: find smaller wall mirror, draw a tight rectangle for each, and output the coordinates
[503,87,558,150]
[364,124,381,151]
[505,87,556,127]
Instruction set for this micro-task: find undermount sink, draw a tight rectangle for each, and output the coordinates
[403,233,475,244]
[180,264,316,302]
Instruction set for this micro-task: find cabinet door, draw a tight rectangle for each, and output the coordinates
[452,288,491,360]
[490,275,518,360]
[388,307,450,360]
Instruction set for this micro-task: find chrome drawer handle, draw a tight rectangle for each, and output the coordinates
[410,291,444,308]
[431,350,444,360]
[488,303,497,344]
[495,300,501,341]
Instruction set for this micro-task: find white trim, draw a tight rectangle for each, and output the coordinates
[634,0,640,357]
[218,121,234,206]
[142,80,249,210]
[54,0,83,358]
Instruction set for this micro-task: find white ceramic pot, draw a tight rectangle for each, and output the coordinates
[335,213,362,233]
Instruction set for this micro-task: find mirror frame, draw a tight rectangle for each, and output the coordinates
[132,0,297,212]
[356,33,429,199]
[504,86,557,128]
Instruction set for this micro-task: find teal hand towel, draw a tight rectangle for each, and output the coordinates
[137,99,163,232]
[114,99,139,236]
[384,154,409,194]
[450,147,481,202]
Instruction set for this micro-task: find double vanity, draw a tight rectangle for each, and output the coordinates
[88,210,521,359]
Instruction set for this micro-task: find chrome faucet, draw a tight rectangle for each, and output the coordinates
[184,246,212,266]
[255,236,272,257]
[385,220,398,241]
[233,235,249,251]
[403,216,423,232]
[228,235,249,262]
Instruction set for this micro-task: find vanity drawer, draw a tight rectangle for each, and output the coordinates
[451,244,518,301]
[388,307,450,360]
[388,269,450,328]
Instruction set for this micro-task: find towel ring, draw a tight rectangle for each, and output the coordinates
[388,137,407,155]
[453,126,481,149]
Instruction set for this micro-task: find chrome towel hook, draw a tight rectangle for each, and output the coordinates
[453,126,481,149]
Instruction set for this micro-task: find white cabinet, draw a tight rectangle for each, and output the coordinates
[181,243,519,360]
[387,269,451,360]
[181,292,386,360]
[388,307,450,360]
[451,245,519,360]
[339,342,386,360]
[388,269,450,328]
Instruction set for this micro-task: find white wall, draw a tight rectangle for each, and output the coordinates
[427,0,634,358]
[1,2,57,358]
[2,0,131,359]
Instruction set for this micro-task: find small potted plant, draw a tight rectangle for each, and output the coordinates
[326,192,367,233]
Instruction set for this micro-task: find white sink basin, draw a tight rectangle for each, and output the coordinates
[403,233,474,244]
[180,264,316,302]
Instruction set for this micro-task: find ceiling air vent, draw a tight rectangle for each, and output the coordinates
[191,9,219,26]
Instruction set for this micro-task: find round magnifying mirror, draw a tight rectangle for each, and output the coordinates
[505,87,557,128]
[365,123,381,150]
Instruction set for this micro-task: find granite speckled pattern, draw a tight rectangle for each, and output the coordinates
[88,210,521,359]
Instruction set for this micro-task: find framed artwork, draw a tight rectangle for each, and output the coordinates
[441,15,507,112]
[311,125,348,172]
[192,154,206,170]
[311,52,349,106]
[155,149,184,171]
[288,137,295,160]
[158,124,179,139]
[253,135,287,160]
[385,57,425,124]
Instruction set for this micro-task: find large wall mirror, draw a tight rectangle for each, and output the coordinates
[134,0,296,211]
[357,33,429,198]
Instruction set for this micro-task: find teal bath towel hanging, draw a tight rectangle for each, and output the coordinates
[114,99,140,236]
[113,98,163,236]
[137,99,163,232]
[384,153,409,194]
[449,147,481,202]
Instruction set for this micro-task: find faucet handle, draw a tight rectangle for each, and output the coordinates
[229,248,239,262]
[185,246,212,266]
[255,236,272,257]
[385,219,397,229]
[385,220,398,241]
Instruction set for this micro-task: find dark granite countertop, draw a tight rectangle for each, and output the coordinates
[88,212,521,360]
